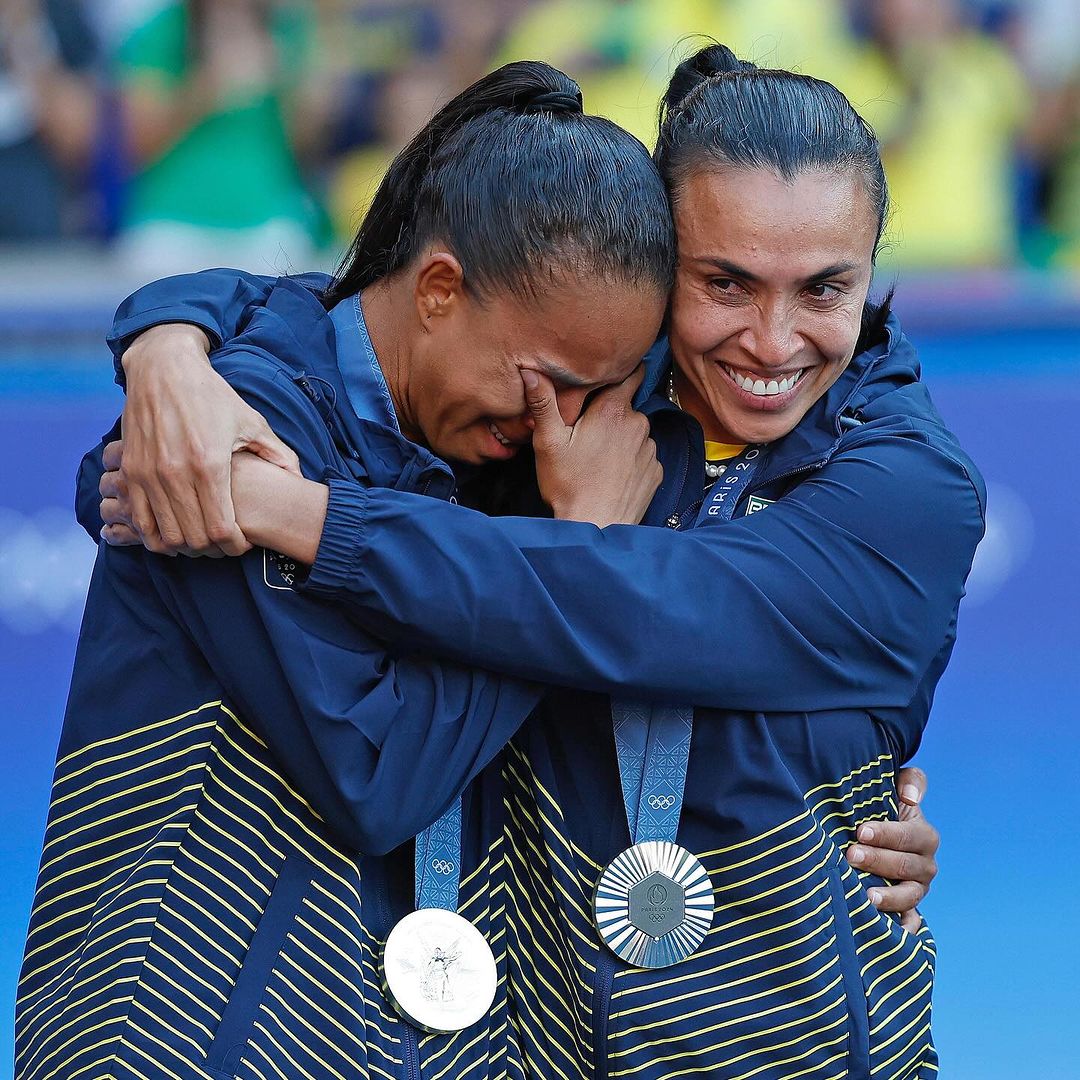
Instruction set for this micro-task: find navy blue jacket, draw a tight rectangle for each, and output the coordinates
[16,279,543,1080]
[45,270,983,1080]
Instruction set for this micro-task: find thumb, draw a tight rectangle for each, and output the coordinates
[521,369,566,447]
[897,766,927,808]
[240,412,301,475]
[616,363,647,402]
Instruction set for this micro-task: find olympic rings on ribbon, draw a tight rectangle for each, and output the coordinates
[647,794,676,810]
[431,858,455,875]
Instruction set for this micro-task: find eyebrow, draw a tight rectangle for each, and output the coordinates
[700,258,861,286]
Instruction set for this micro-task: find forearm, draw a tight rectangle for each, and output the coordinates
[300,438,982,712]
[232,453,328,565]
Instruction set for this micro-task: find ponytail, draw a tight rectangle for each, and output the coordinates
[326,61,673,307]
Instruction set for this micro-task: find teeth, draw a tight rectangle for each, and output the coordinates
[488,421,513,447]
[723,365,803,397]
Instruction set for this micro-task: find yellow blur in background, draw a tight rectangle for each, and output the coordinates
[2,0,1079,272]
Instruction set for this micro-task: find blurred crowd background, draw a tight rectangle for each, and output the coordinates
[3,0,1080,274]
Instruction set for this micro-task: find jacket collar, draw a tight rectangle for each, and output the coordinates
[245,278,455,498]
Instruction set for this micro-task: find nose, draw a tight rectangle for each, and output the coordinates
[555,385,592,426]
[742,302,802,370]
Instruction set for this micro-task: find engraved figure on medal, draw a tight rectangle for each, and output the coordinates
[422,944,460,1003]
[383,908,497,1033]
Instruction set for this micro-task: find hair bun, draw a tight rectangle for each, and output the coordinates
[524,89,583,115]
[663,43,756,117]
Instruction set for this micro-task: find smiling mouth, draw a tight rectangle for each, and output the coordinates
[721,363,806,398]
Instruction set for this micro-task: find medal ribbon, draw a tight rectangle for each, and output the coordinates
[414,797,462,911]
[612,444,768,845]
[694,444,767,527]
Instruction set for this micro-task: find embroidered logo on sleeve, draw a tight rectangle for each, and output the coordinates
[744,496,774,516]
[263,549,299,591]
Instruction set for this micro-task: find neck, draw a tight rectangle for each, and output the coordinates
[671,367,738,445]
[359,283,423,443]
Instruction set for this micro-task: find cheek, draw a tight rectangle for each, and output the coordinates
[811,312,863,369]
[671,284,737,355]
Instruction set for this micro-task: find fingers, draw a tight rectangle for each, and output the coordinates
[99,467,126,502]
[896,765,928,808]
[521,369,566,449]
[848,840,936,890]
[847,812,939,921]
[899,908,924,934]
[610,363,647,402]
[102,439,124,471]
[101,523,142,547]
[121,419,229,556]
[866,878,929,916]
[855,816,939,858]
[244,412,301,476]
[194,468,249,557]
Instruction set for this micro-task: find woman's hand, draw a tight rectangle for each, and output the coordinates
[524,367,662,527]
[115,323,300,556]
[845,766,940,932]
[102,446,329,566]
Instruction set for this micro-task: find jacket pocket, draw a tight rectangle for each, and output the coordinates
[827,863,872,1078]
[205,853,314,1076]
[829,858,937,1080]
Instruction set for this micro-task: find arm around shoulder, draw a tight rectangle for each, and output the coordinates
[298,428,985,714]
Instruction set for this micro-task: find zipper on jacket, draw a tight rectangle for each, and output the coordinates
[365,854,422,1080]
[592,948,617,1080]
[401,1021,421,1080]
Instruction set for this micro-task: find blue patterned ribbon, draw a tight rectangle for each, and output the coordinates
[612,702,693,844]
[612,443,768,844]
[695,443,767,526]
[414,797,462,911]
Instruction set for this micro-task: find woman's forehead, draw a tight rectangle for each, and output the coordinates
[674,167,878,265]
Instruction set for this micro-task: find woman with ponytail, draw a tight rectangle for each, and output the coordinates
[83,45,975,1079]
[17,61,674,1080]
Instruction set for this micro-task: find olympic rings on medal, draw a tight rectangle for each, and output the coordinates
[647,794,676,810]
[430,858,455,875]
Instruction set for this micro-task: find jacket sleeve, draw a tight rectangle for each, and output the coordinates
[126,348,542,855]
[106,269,332,384]
[301,430,985,714]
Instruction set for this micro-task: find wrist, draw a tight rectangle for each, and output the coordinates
[121,323,212,378]
[552,498,603,527]
[235,457,328,565]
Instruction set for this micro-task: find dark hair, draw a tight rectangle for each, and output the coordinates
[325,61,676,307]
[656,43,893,349]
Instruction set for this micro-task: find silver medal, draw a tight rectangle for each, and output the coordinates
[382,908,497,1033]
[594,839,713,968]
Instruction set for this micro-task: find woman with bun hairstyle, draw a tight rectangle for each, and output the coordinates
[93,45,971,1079]
[16,62,677,1080]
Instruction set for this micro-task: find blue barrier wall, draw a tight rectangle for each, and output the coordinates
[2,309,1078,1078]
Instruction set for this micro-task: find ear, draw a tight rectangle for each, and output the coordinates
[413,251,466,327]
